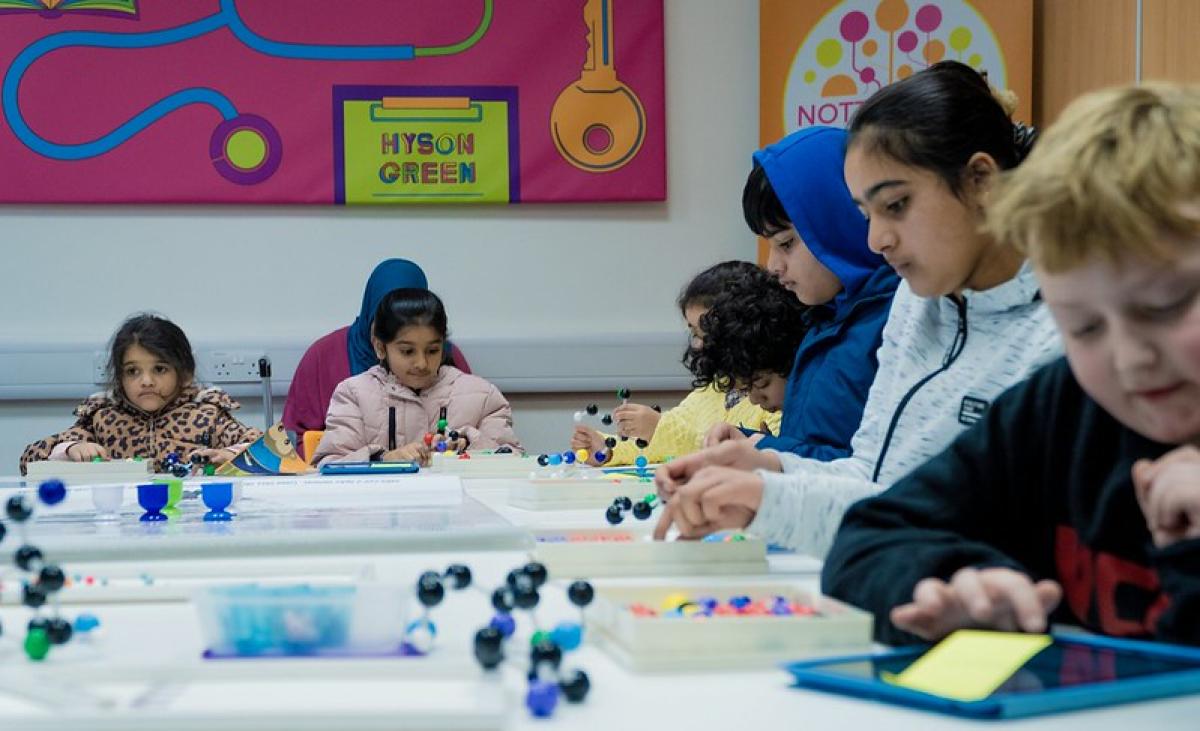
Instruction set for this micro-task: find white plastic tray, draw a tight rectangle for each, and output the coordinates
[25,459,154,485]
[428,452,535,477]
[0,660,505,730]
[531,528,768,578]
[507,477,655,510]
[589,579,873,673]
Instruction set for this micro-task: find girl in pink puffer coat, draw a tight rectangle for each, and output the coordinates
[312,288,521,466]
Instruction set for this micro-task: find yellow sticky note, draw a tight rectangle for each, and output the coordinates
[885,630,1052,702]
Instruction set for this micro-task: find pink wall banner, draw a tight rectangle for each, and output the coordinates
[0,0,665,204]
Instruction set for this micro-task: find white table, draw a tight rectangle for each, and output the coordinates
[0,475,1195,729]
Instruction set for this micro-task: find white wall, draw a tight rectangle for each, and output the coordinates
[0,0,758,470]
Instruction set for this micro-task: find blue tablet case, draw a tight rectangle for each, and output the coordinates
[785,633,1200,719]
[319,461,420,475]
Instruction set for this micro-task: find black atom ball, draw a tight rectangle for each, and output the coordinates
[635,439,649,449]
[15,545,42,571]
[536,454,550,467]
[652,405,662,413]
[605,505,624,525]
[416,571,445,607]
[46,618,73,645]
[6,495,33,522]
[617,496,633,511]
[444,564,472,589]
[632,501,652,520]
[559,669,591,703]
[601,415,613,426]
[522,562,548,589]
[22,584,47,609]
[491,587,514,613]
[27,617,47,633]
[512,584,540,610]
[530,639,563,669]
[617,388,631,399]
[495,446,513,454]
[567,580,594,608]
[0,521,7,545]
[604,437,617,449]
[38,565,65,593]
[473,627,505,670]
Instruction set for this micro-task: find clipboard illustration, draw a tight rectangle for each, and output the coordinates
[334,85,520,204]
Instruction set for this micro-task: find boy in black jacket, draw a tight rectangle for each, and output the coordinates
[823,83,1200,646]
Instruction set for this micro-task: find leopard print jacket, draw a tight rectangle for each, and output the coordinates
[19,385,263,475]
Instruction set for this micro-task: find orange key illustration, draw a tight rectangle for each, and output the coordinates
[550,0,647,172]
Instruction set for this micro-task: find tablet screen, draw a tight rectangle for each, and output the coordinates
[816,638,1200,695]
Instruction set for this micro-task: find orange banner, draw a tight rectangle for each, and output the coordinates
[757,0,1032,260]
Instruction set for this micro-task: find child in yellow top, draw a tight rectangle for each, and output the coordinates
[572,262,797,465]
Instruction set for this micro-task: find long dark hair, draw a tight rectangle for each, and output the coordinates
[107,313,195,401]
[848,61,1037,197]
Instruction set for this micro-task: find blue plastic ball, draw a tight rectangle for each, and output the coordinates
[635,455,648,469]
[548,453,562,466]
[550,622,583,651]
[562,451,576,465]
[37,479,67,506]
[525,680,559,717]
[489,612,516,638]
[73,613,100,633]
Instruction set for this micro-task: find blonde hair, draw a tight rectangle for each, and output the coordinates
[986,83,1200,273]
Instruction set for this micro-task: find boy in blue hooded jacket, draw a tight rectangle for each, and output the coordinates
[711,126,899,460]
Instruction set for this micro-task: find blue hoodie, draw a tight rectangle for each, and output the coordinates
[752,127,899,459]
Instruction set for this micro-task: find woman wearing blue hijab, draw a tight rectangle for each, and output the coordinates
[284,259,469,444]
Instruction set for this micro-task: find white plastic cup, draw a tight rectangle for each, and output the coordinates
[91,484,124,520]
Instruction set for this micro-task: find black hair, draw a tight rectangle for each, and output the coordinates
[741,163,793,237]
[372,287,449,345]
[847,60,1037,197]
[107,313,195,402]
[675,260,763,316]
[684,267,809,389]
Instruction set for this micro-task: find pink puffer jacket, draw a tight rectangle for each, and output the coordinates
[313,365,521,464]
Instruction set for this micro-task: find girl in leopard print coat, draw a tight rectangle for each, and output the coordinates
[19,314,261,475]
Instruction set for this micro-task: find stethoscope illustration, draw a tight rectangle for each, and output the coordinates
[2,0,493,184]
[4,0,646,186]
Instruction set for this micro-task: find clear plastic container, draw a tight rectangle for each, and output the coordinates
[194,583,408,657]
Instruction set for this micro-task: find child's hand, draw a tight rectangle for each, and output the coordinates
[66,442,108,462]
[890,567,1062,641]
[385,441,431,466]
[612,403,661,441]
[703,422,750,448]
[570,426,607,465]
[652,466,763,540]
[1132,446,1200,548]
[654,440,780,501]
[431,435,468,453]
[187,447,239,467]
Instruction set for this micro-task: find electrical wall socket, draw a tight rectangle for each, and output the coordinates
[205,351,265,383]
[92,351,108,385]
